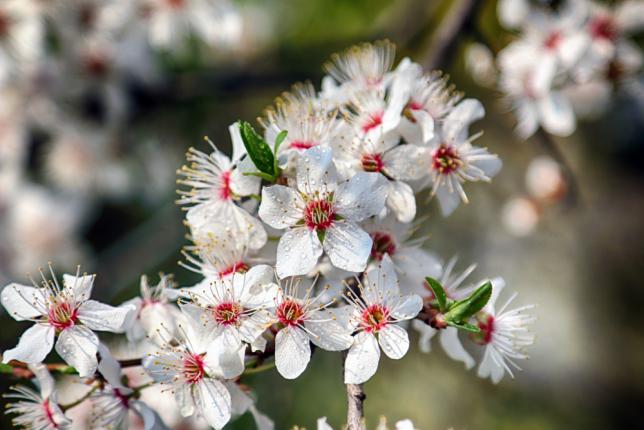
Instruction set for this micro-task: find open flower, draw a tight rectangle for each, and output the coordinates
[343,254,422,384]
[144,305,244,429]
[176,265,278,353]
[121,273,182,345]
[270,277,354,379]
[393,99,501,216]
[471,283,536,384]
[4,364,71,430]
[258,146,387,278]
[1,267,133,376]
[177,123,266,250]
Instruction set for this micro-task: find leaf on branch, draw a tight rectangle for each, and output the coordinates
[444,281,492,324]
[240,121,277,179]
[446,321,480,333]
[425,277,447,312]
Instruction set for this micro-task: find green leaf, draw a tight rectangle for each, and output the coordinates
[444,281,492,323]
[0,363,13,374]
[425,277,447,312]
[446,321,481,333]
[56,366,78,375]
[240,121,276,178]
[243,171,278,182]
[273,130,287,176]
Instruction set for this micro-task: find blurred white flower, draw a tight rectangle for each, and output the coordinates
[525,156,565,202]
[501,197,540,237]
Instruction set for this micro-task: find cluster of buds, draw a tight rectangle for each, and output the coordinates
[1,40,535,430]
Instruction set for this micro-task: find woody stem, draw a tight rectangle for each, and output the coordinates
[342,350,366,430]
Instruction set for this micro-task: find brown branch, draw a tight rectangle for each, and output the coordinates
[422,0,483,70]
[342,350,366,430]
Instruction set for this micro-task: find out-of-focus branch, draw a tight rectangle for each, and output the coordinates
[531,129,581,208]
[422,0,483,70]
[342,350,366,430]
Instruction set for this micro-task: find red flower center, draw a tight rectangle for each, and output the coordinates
[589,15,617,41]
[543,31,562,50]
[213,302,243,326]
[42,399,59,428]
[113,388,130,409]
[361,153,384,173]
[304,199,335,230]
[361,304,390,333]
[370,232,396,261]
[48,302,78,331]
[290,140,317,150]
[219,171,232,201]
[276,300,305,327]
[361,111,384,133]
[471,313,495,345]
[432,144,462,175]
[183,353,206,384]
[218,261,249,278]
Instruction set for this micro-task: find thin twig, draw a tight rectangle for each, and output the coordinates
[422,0,483,70]
[342,350,366,430]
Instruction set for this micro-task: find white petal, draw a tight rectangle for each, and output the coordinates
[1,283,44,320]
[538,92,576,137]
[439,327,475,369]
[55,325,99,377]
[297,146,337,195]
[383,144,428,181]
[258,185,304,229]
[196,379,232,429]
[334,172,387,221]
[275,326,311,379]
[230,168,260,197]
[305,310,353,351]
[317,417,334,430]
[497,0,529,28]
[344,331,380,384]
[176,383,195,417]
[229,122,246,163]
[363,253,399,303]
[476,156,503,178]
[378,324,410,359]
[391,294,423,320]
[63,274,95,301]
[77,300,133,333]
[97,343,124,388]
[2,324,54,364]
[323,222,372,273]
[443,99,485,143]
[411,320,437,353]
[394,247,442,295]
[436,184,462,217]
[276,227,323,278]
[385,180,416,223]
[515,100,539,139]
[205,331,245,379]
[132,400,170,430]
[477,346,504,384]
[239,311,272,344]
[250,405,275,430]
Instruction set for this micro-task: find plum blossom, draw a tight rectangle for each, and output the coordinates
[4,364,71,430]
[176,265,278,353]
[177,123,267,250]
[144,305,244,429]
[471,283,536,384]
[271,277,354,379]
[343,255,422,384]
[1,267,133,376]
[121,274,182,345]
[258,145,387,278]
[394,99,501,216]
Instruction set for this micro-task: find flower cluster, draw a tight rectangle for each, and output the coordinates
[493,0,643,138]
[1,40,535,430]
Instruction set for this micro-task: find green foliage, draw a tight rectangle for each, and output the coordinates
[425,277,447,312]
[444,281,493,329]
[239,121,283,182]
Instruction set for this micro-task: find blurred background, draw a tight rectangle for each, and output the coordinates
[0,0,643,429]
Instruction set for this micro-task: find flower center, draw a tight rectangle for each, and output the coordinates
[219,171,232,201]
[361,153,384,173]
[182,353,206,384]
[370,232,396,260]
[361,111,383,133]
[213,302,243,326]
[543,31,562,50]
[83,53,110,77]
[218,261,249,278]
[166,0,186,9]
[589,15,617,41]
[290,140,317,150]
[470,313,495,345]
[303,199,335,230]
[48,301,78,331]
[113,388,130,409]
[276,299,305,327]
[361,304,390,333]
[432,144,462,175]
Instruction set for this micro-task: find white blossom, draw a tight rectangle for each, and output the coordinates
[1,267,133,377]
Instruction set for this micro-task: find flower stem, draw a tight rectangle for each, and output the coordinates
[60,385,99,412]
[243,361,276,375]
[342,350,366,430]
